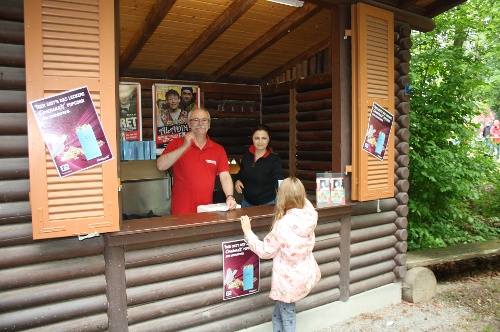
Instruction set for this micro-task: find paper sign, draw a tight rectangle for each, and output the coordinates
[119,82,142,141]
[222,239,260,300]
[362,102,394,161]
[153,84,200,155]
[29,86,114,178]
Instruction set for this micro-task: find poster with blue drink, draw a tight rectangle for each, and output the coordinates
[362,102,394,161]
[29,86,113,178]
[222,239,260,300]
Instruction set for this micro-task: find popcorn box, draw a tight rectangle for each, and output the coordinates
[76,124,102,161]
[243,264,254,291]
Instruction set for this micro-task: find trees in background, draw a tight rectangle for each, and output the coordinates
[408,0,500,249]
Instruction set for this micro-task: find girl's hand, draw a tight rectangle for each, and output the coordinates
[240,215,252,233]
[235,180,244,194]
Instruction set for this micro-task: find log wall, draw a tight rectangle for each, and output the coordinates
[261,82,293,176]
[104,205,353,332]
[0,3,111,330]
[344,24,412,294]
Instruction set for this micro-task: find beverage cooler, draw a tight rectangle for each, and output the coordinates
[120,160,171,218]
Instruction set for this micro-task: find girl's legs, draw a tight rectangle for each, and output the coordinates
[272,301,296,332]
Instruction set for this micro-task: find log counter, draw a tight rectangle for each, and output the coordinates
[103,204,354,332]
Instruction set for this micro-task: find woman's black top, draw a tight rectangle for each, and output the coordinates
[236,147,284,205]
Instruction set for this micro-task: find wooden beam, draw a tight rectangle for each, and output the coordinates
[262,37,331,82]
[165,0,257,79]
[423,0,467,18]
[212,2,323,81]
[119,0,176,76]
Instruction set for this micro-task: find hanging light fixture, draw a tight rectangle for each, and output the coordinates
[267,0,304,7]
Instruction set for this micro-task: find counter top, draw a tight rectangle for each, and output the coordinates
[105,203,355,246]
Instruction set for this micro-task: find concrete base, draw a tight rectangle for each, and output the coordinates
[239,282,402,332]
[402,267,437,303]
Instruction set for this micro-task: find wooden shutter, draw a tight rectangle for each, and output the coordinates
[25,0,119,240]
[351,3,394,201]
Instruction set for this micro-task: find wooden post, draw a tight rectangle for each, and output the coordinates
[104,235,129,332]
[338,212,351,301]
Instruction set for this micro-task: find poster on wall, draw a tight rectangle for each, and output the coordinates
[362,102,394,161]
[152,84,201,155]
[29,86,114,178]
[119,82,142,141]
[222,239,260,300]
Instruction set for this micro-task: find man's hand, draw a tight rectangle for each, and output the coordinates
[183,131,195,146]
[240,215,252,233]
[226,195,237,210]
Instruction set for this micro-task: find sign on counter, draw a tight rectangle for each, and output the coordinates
[222,239,260,300]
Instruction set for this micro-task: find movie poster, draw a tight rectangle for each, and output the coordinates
[153,84,200,155]
[29,86,114,178]
[222,239,260,300]
[362,102,394,161]
[119,82,142,141]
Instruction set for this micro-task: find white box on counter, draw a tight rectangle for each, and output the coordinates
[197,203,241,213]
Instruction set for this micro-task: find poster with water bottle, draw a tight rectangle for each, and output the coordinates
[362,102,394,161]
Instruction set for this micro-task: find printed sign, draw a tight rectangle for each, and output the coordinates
[362,102,394,161]
[119,82,142,141]
[29,86,113,178]
[222,239,260,300]
[153,84,200,154]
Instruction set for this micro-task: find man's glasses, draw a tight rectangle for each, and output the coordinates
[190,118,209,124]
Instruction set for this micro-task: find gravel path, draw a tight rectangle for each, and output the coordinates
[317,256,500,332]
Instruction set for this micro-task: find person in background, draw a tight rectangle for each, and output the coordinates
[180,86,196,112]
[240,177,321,332]
[157,108,237,215]
[235,124,284,207]
[482,122,493,155]
[161,89,189,126]
[490,119,500,160]
[156,98,168,127]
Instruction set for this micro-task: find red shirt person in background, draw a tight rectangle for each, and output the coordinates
[490,120,500,159]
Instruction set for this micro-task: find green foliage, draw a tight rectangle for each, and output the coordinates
[407,0,500,250]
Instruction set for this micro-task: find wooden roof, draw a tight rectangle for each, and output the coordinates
[119,0,467,83]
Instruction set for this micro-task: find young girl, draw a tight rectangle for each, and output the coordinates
[240,177,321,332]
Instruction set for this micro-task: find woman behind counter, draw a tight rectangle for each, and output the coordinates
[235,124,284,207]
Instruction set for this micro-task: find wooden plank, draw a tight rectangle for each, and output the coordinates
[406,239,500,269]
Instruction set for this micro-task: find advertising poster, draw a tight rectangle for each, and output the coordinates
[362,102,394,161]
[119,82,142,141]
[29,86,113,178]
[153,84,200,154]
[222,239,260,300]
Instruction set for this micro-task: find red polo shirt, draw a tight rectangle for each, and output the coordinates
[163,135,230,215]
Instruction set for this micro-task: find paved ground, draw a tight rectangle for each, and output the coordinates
[317,255,500,332]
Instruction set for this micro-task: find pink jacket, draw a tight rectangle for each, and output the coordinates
[490,125,500,143]
[244,199,321,303]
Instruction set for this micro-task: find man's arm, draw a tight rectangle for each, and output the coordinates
[157,134,193,171]
[219,171,237,210]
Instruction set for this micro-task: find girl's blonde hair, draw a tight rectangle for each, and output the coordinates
[272,177,306,230]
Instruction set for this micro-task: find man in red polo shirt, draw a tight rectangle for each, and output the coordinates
[157,108,237,215]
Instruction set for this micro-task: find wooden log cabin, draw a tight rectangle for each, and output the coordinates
[0,0,467,331]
